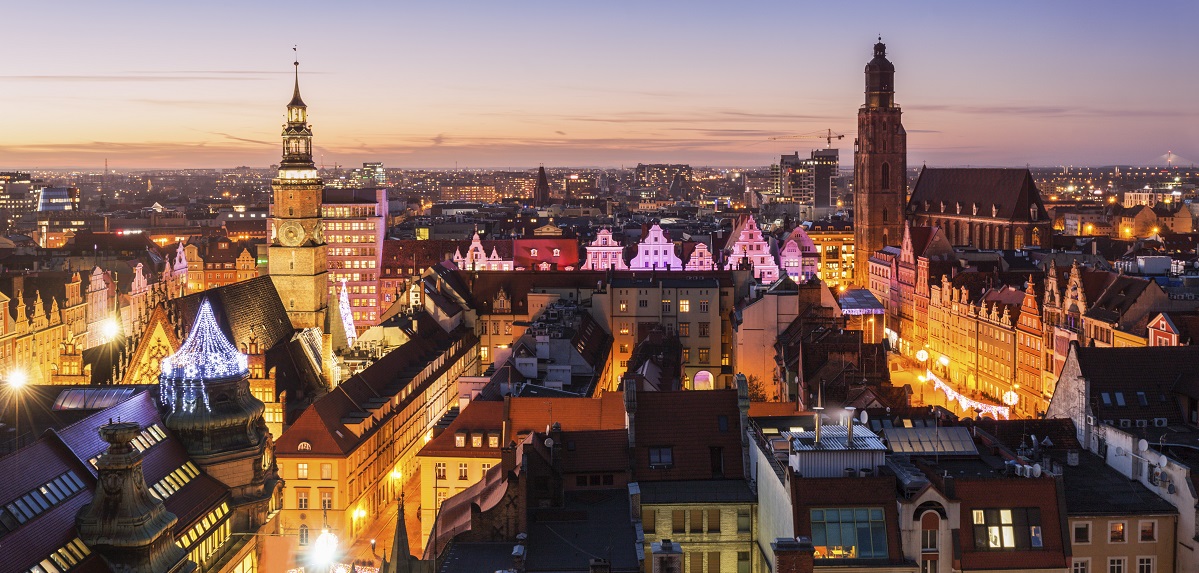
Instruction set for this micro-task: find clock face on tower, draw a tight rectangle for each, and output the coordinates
[278,220,305,247]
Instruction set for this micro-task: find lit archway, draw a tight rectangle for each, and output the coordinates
[694,371,714,390]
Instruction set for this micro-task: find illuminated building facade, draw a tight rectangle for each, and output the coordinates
[322,187,388,332]
[630,224,684,270]
[723,215,780,283]
[806,219,855,287]
[580,228,629,271]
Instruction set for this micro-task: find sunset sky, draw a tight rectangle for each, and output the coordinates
[2,0,1196,169]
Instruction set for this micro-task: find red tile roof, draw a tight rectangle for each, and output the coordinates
[632,389,745,480]
[559,429,629,474]
[418,393,628,458]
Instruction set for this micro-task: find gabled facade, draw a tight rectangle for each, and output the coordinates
[723,215,780,283]
[580,228,629,270]
[630,224,684,271]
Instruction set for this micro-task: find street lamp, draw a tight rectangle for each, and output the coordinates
[917,375,927,406]
[100,317,121,343]
[311,528,339,572]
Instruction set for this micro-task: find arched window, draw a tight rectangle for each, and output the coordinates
[881,163,891,190]
[882,208,889,223]
[298,441,312,451]
[1032,228,1042,247]
[921,511,940,554]
[299,524,309,545]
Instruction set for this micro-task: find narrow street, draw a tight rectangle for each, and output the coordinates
[339,469,425,568]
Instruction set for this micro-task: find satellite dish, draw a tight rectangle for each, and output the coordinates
[1116,447,1126,457]
[1160,454,1169,468]
[1032,464,1042,478]
[1139,439,1149,453]
[859,410,869,425]
[1168,483,1177,494]
[544,437,555,448]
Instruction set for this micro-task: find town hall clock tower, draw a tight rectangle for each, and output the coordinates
[269,58,328,331]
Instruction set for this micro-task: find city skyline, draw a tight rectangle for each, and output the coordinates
[2,0,1196,170]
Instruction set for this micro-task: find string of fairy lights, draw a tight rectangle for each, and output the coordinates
[159,299,248,413]
[926,370,1011,420]
[339,279,357,349]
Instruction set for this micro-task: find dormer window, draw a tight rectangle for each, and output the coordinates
[530,248,538,257]
[455,433,466,448]
[553,248,561,257]
[488,434,500,448]
[298,441,312,451]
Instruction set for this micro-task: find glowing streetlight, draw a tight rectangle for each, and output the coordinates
[8,368,28,389]
[916,349,929,364]
[100,317,120,342]
[311,528,338,571]
[937,356,950,367]
[7,368,28,459]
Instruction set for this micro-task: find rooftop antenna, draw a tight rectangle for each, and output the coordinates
[813,379,825,444]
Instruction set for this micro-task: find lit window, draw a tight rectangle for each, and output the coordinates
[1110,521,1126,543]
[471,434,483,448]
[679,300,690,313]
[297,463,308,479]
[810,508,889,559]
[321,491,332,510]
[321,463,332,480]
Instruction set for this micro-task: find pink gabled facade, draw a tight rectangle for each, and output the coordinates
[684,242,716,271]
[629,224,683,270]
[723,215,780,282]
[580,229,629,270]
[778,226,819,281]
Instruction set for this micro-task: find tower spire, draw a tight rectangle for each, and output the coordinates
[290,46,306,108]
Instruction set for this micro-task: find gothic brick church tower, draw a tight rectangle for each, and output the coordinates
[269,56,328,331]
[853,38,907,284]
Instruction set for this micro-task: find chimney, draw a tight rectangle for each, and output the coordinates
[625,380,638,450]
[736,373,751,478]
[772,537,815,573]
[501,440,518,476]
[845,407,856,448]
[512,533,527,573]
[628,482,641,523]
[652,539,684,573]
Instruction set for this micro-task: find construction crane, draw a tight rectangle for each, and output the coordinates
[768,129,846,147]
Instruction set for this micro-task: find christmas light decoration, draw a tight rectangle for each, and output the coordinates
[160,299,248,412]
[926,370,1010,420]
[339,279,356,348]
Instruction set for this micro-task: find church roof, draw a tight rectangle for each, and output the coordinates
[909,168,1045,222]
[171,275,294,352]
